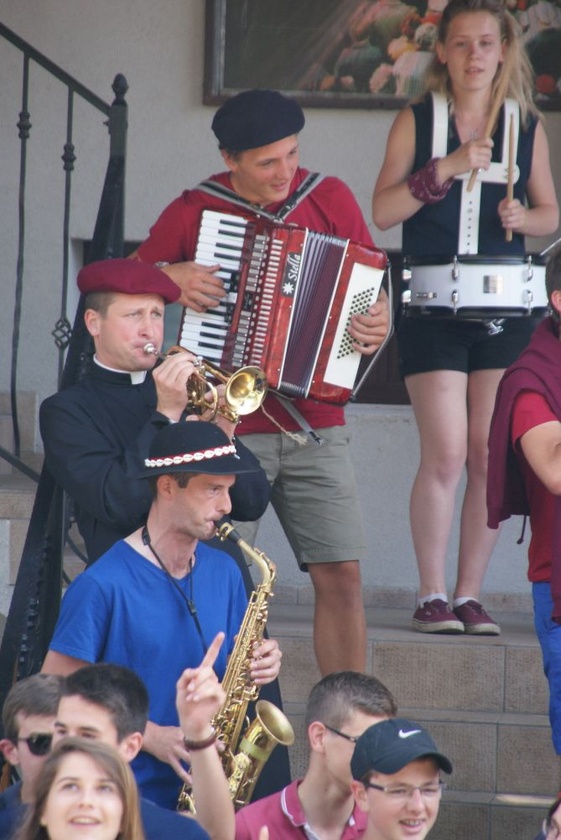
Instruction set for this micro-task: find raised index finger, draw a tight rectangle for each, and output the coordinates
[200,631,225,671]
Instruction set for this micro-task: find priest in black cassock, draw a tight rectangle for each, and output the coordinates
[40,258,269,563]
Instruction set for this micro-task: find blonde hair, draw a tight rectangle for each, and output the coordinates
[422,0,539,126]
[16,738,145,840]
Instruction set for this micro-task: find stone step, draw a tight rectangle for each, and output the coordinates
[269,603,556,840]
[433,790,550,840]
[0,392,37,457]
[271,604,549,712]
[0,472,38,616]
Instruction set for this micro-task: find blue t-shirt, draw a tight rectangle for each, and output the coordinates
[49,540,248,809]
[0,782,24,839]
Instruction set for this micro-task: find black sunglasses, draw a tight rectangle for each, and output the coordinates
[323,724,359,744]
[17,733,53,757]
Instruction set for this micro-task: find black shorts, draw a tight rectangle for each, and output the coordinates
[398,315,542,377]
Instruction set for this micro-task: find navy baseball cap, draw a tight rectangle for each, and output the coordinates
[211,89,305,151]
[351,718,453,779]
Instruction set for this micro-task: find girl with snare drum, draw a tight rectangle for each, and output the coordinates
[372,0,558,635]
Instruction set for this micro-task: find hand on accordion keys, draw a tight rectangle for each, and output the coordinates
[159,260,226,313]
[348,286,390,354]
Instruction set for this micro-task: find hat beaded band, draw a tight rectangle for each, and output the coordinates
[144,443,236,469]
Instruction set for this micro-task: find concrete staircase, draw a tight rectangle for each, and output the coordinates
[270,600,556,840]
[0,392,41,616]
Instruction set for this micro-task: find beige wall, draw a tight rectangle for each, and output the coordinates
[0,0,559,599]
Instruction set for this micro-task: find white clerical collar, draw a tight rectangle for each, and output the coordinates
[93,355,147,385]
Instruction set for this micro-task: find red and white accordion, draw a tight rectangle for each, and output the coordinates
[178,210,387,405]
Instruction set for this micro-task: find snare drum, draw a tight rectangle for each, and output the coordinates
[402,254,548,318]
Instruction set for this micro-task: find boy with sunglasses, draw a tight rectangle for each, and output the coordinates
[350,718,452,840]
[0,674,63,839]
[235,671,396,839]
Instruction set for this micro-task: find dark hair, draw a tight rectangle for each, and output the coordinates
[546,245,561,306]
[219,147,243,160]
[84,290,117,316]
[148,471,197,499]
[16,737,145,840]
[2,675,64,743]
[304,671,397,730]
[61,664,149,741]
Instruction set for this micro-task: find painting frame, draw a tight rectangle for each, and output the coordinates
[203,0,561,111]
[202,0,410,110]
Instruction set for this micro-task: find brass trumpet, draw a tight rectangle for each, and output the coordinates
[143,343,267,423]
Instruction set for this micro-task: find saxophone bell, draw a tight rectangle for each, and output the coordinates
[177,525,293,812]
[227,699,295,810]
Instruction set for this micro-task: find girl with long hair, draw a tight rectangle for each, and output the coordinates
[16,738,145,840]
[373,0,558,636]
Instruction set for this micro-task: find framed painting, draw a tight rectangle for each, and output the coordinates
[203,0,561,110]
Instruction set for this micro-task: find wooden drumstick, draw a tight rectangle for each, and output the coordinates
[466,47,514,192]
[505,113,514,242]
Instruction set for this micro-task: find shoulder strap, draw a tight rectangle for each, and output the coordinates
[195,180,278,221]
[430,92,521,253]
[195,172,324,223]
[431,92,520,184]
[431,92,449,159]
[275,172,324,220]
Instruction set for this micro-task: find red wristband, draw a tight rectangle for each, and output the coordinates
[407,158,454,204]
[183,727,217,751]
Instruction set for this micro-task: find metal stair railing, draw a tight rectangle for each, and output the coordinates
[0,22,128,718]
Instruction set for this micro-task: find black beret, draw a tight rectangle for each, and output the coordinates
[211,89,305,152]
[77,259,180,305]
[135,421,259,478]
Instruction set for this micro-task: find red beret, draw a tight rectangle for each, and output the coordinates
[77,259,180,304]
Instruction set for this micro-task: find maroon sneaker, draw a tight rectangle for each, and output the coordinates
[412,599,464,634]
[453,600,500,635]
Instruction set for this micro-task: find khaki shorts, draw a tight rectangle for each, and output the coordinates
[234,426,366,570]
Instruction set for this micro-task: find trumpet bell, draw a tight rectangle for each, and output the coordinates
[225,367,268,416]
[143,342,267,421]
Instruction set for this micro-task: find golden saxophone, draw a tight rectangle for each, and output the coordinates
[177,521,294,812]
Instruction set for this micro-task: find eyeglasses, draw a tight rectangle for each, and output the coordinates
[544,819,561,839]
[363,781,446,801]
[323,724,359,744]
[17,733,53,757]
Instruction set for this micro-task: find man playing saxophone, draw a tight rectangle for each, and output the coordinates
[41,421,282,820]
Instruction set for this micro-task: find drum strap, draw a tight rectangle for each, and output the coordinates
[430,92,520,253]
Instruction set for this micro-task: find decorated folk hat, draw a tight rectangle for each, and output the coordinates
[211,89,305,152]
[351,718,453,779]
[77,259,180,305]
[136,421,258,478]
